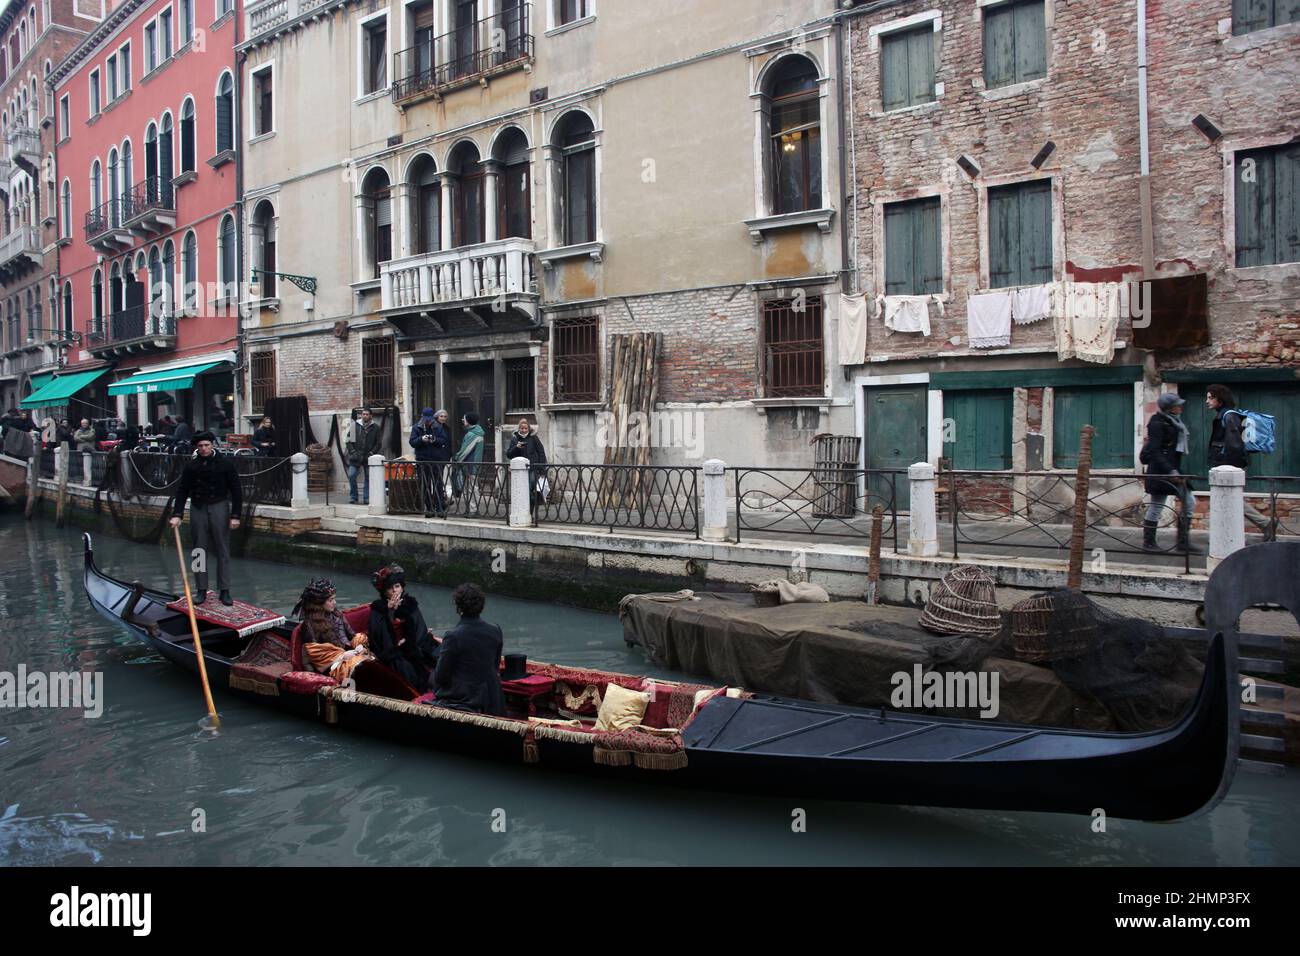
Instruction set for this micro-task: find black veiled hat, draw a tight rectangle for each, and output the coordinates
[372,564,406,594]
[292,578,336,618]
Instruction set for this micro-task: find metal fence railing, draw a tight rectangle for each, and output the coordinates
[109,450,292,507]
[1251,476,1300,540]
[731,466,900,547]
[535,464,699,535]
[384,460,511,521]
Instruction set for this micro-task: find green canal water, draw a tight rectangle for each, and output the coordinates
[1,514,1297,866]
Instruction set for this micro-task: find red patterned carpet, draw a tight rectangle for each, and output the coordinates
[166,594,286,637]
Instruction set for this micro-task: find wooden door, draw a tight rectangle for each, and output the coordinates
[447,361,496,462]
[865,385,928,510]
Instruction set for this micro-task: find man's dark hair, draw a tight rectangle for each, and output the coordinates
[453,582,485,617]
[1206,383,1236,409]
[464,412,479,426]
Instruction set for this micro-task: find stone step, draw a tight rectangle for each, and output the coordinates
[319,516,359,533]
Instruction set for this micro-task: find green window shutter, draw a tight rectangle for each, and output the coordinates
[1233,0,1275,34]
[944,390,1013,470]
[1234,384,1300,491]
[988,185,1017,288]
[984,2,1015,88]
[881,31,909,111]
[1020,179,1053,284]
[908,26,935,106]
[1054,386,1133,470]
[915,197,943,293]
[1280,144,1300,265]
[1235,149,1273,267]
[1014,0,1047,82]
[884,202,913,295]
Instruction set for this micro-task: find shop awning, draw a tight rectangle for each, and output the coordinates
[108,361,225,396]
[20,368,113,408]
[27,371,56,392]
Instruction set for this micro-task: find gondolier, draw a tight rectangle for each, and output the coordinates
[168,431,242,606]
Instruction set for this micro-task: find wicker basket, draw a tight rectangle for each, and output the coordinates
[751,585,781,608]
[1010,593,1055,662]
[918,565,1001,639]
[305,442,333,493]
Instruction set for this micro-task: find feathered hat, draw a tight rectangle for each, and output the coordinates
[292,578,335,618]
[372,564,407,594]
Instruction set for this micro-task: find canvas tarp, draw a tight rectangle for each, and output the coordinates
[620,592,1170,730]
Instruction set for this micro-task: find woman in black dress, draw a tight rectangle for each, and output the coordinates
[1142,393,1197,552]
[366,564,439,692]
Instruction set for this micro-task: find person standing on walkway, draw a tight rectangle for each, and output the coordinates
[410,407,451,517]
[347,407,383,505]
[252,416,276,456]
[168,431,242,606]
[1142,393,1197,553]
[73,419,97,453]
[1206,383,1272,539]
[452,412,485,510]
[505,418,547,509]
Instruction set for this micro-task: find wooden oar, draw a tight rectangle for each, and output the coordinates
[171,524,221,730]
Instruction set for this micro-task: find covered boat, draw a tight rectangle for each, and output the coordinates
[82,534,1294,821]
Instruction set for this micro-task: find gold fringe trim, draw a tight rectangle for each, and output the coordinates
[531,723,598,745]
[592,748,633,767]
[632,751,688,771]
[322,686,529,736]
[229,675,279,697]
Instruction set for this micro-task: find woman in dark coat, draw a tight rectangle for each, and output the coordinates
[410,408,452,516]
[252,416,276,455]
[504,419,547,509]
[366,565,439,692]
[1142,393,1196,552]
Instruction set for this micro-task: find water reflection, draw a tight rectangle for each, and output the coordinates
[1,515,1297,866]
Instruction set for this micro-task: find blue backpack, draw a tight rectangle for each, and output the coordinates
[1228,409,1276,454]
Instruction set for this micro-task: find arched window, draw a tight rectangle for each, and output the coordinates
[215,73,233,153]
[162,239,176,318]
[447,142,483,247]
[360,167,392,277]
[218,214,236,288]
[765,55,821,215]
[159,112,174,205]
[553,111,595,246]
[252,200,276,296]
[149,246,163,329]
[121,139,133,197]
[62,282,73,338]
[182,231,197,311]
[145,122,158,199]
[109,262,122,314]
[90,159,102,219]
[43,60,53,118]
[180,98,195,173]
[493,126,530,240]
[107,148,119,224]
[407,154,441,254]
[91,269,103,333]
[60,178,70,239]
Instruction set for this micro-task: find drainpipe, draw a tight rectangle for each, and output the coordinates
[1137,0,1155,277]
[835,12,851,296]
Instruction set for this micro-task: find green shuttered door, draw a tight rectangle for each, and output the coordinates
[943,390,1013,470]
[1179,383,1300,491]
[1054,386,1133,470]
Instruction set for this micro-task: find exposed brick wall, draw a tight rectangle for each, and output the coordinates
[266,330,364,414]
[1026,386,1045,432]
[605,286,757,403]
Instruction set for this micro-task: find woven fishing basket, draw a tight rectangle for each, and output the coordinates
[306,442,333,492]
[751,584,781,608]
[1010,593,1055,662]
[918,565,1001,638]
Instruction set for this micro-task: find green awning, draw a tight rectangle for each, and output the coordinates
[929,366,1143,390]
[108,361,224,396]
[20,368,113,408]
[27,371,56,392]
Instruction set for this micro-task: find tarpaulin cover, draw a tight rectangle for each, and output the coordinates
[620,592,1201,731]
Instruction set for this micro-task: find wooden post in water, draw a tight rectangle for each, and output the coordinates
[866,504,884,604]
[1066,425,1096,589]
[56,445,70,527]
[24,453,38,519]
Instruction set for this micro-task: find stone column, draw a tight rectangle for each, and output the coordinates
[438,172,457,254]
[509,456,530,527]
[482,158,501,243]
[368,453,387,516]
[701,458,727,541]
[290,451,310,510]
[907,462,940,557]
[53,445,62,484]
[1208,465,1246,573]
[393,181,413,258]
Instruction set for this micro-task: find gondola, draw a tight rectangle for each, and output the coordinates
[83,533,1292,821]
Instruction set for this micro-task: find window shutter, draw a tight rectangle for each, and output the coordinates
[1235,150,1272,267]
[880,32,908,111]
[1020,179,1053,284]
[160,128,173,193]
[984,2,1015,88]
[915,197,942,293]
[217,91,231,152]
[988,186,1017,288]
[883,203,913,296]
[1280,144,1300,265]
[908,26,935,106]
[375,192,392,227]
[1014,0,1047,83]
[1232,0,1273,34]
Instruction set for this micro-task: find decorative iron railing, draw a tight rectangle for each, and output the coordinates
[120,175,175,223]
[731,466,901,546]
[391,5,533,102]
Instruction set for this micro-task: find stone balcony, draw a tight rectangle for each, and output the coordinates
[0,224,41,279]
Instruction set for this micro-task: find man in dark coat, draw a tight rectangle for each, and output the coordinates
[1141,393,1196,552]
[346,407,383,504]
[367,565,439,692]
[432,583,505,716]
[410,408,451,517]
[168,432,243,605]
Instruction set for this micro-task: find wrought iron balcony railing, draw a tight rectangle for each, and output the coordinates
[120,175,176,225]
[392,4,533,103]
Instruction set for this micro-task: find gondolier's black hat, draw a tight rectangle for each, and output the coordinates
[502,654,528,681]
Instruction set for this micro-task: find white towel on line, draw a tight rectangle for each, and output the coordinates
[882,295,932,336]
[838,292,868,366]
[967,291,1013,348]
[1011,283,1051,324]
[1055,281,1121,364]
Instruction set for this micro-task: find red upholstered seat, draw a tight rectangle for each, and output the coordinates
[280,671,338,695]
[291,603,371,670]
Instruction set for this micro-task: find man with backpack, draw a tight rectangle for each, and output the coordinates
[1205,384,1273,538]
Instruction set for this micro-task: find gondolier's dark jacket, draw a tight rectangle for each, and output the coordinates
[172,452,243,516]
[368,595,439,692]
[432,614,505,716]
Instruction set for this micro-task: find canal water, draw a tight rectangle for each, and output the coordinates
[1,514,1297,867]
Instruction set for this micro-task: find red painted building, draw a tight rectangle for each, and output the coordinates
[51,0,242,431]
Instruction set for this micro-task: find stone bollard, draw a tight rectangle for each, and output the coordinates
[82,451,93,485]
[701,458,727,541]
[53,445,62,483]
[907,461,940,557]
[1208,465,1246,573]
[509,457,531,527]
[368,454,387,516]
[290,452,310,510]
